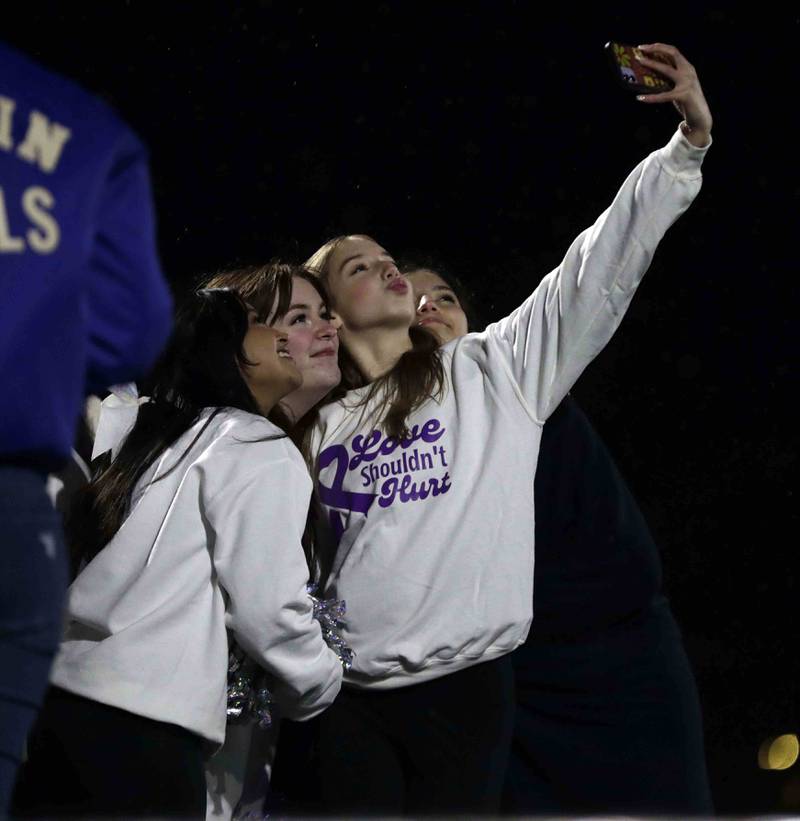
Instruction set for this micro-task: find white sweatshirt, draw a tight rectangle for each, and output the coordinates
[311,128,710,689]
[51,408,343,744]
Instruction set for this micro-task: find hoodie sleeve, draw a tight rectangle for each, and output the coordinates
[84,129,172,394]
[206,444,343,721]
[484,128,710,424]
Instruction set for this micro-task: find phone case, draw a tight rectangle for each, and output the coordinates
[605,42,674,94]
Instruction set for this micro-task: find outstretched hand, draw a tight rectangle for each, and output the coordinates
[635,43,712,147]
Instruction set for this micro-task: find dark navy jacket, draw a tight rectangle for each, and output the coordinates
[527,395,662,640]
[0,42,172,471]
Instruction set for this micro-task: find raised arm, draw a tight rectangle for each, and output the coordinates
[484,45,712,423]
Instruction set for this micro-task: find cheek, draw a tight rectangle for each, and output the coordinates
[285,329,314,360]
[242,331,261,361]
[447,309,469,336]
[338,279,377,317]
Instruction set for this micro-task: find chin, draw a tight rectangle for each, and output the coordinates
[309,371,341,394]
[279,365,303,391]
[418,325,448,345]
[386,302,416,323]
[310,358,340,380]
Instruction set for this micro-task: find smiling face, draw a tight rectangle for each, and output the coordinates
[323,236,416,333]
[268,275,342,420]
[406,268,470,345]
[240,307,302,410]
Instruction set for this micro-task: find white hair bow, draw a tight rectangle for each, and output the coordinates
[91,383,149,461]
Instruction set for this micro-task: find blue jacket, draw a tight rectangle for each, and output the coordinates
[0,42,172,471]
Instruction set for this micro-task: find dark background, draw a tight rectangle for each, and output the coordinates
[8,3,797,814]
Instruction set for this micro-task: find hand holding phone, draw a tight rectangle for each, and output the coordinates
[606,42,712,146]
[605,42,675,94]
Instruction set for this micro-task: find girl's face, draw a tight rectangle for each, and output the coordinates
[269,276,342,412]
[324,237,415,332]
[241,308,303,403]
[406,269,469,345]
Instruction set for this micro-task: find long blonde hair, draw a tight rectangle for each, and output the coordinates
[304,235,445,440]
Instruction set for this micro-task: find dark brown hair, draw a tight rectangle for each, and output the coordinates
[201,262,321,324]
[199,263,338,581]
[200,262,332,434]
[69,288,284,570]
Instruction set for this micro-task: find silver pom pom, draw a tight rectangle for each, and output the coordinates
[226,645,273,729]
[225,584,354,727]
[307,583,354,671]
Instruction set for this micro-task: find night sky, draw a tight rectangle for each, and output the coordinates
[7,5,798,814]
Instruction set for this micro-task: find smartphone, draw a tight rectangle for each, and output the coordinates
[605,42,674,94]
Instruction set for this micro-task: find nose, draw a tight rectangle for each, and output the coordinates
[317,317,339,338]
[417,294,439,314]
[382,262,401,281]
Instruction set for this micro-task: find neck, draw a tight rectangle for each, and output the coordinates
[248,386,281,419]
[279,388,326,426]
[341,325,413,382]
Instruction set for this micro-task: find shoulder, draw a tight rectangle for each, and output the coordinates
[207,408,295,456]
[227,409,308,471]
[314,385,372,431]
[1,43,145,172]
[3,43,131,135]
[438,330,493,378]
[215,406,283,435]
[445,329,491,357]
[312,383,387,449]
[201,409,310,491]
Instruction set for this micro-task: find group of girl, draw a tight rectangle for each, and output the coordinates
[14,43,713,818]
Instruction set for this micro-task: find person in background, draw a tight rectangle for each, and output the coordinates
[406,261,713,815]
[0,40,172,813]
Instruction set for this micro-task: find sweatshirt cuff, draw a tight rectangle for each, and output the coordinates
[656,126,711,180]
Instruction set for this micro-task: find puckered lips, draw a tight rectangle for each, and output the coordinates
[386,278,409,294]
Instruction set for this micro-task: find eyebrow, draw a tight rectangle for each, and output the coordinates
[338,253,363,270]
[284,301,329,317]
[338,250,394,272]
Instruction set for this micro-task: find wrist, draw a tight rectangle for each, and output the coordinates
[680,120,712,148]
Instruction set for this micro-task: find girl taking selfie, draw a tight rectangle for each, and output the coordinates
[303,43,712,815]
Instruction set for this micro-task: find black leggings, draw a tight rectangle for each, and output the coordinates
[317,655,515,816]
[12,686,207,818]
[504,597,713,815]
